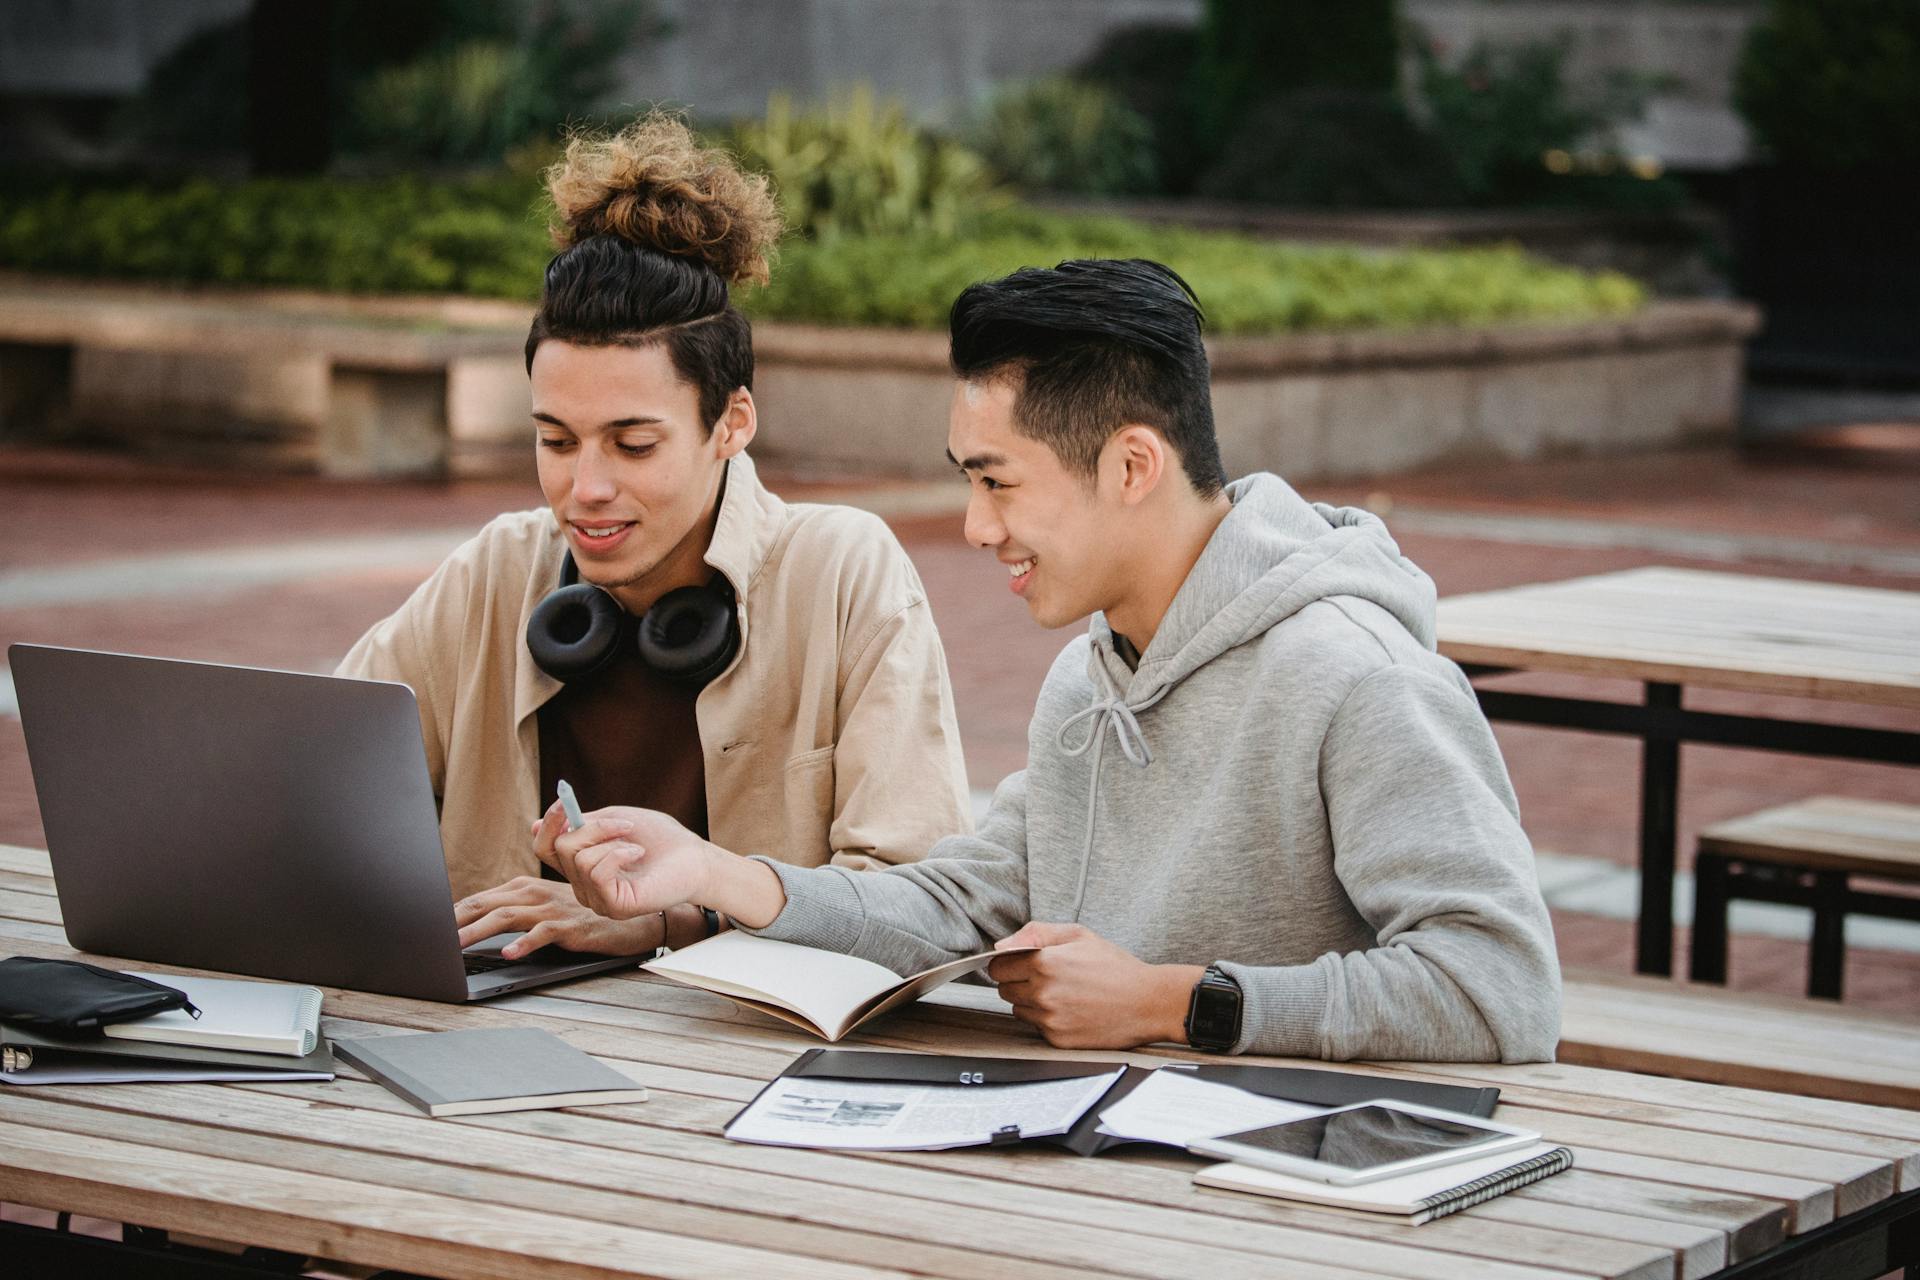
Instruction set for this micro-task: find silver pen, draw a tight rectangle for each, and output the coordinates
[556,778,586,832]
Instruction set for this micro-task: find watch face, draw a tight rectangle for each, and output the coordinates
[1190,980,1242,1049]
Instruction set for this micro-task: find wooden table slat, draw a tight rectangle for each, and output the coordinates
[1569,1147,1834,1232]
[1472,1189,1727,1280]
[0,1119,906,1280]
[1434,567,1920,705]
[1396,1056,1920,1145]
[0,845,53,877]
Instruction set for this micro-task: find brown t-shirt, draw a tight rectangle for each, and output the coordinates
[537,618,709,873]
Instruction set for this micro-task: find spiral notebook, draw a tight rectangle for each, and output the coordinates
[1195,1143,1573,1223]
[102,972,324,1057]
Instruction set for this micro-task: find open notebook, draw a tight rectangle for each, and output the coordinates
[643,932,1032,1041]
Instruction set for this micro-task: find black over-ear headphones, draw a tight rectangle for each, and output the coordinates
[525,553,739,687]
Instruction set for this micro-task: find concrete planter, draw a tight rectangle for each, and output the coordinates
[0,276,1757,481]
[744,300,1761,481]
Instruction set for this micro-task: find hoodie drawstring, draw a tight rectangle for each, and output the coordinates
[1055,660,1166,919]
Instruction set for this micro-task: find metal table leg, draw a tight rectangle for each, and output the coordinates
[1690,853,1731,983]
[1461,672,1916,982]
[1637,682,1682,976]
[1810,871,1849,1000]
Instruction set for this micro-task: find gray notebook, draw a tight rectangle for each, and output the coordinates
[330,1028,648,1117]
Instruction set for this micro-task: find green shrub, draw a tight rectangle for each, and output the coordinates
[1085,12,1676,211]
[343,2,663,164]
[0,173,551,298]
[350,41,533,164]
[1189,0,1399,157]
[964,78,1157,196]
[1197,90,1467,209]
[748,206,1645,334]
[1736,0,1920,171]
[1077,22,1205,194]
[0,179,1643,332]
[1410,36,1660,206]
[725,88,1007,242]
[112,0,661,170]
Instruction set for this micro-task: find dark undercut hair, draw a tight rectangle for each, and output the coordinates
[947,258,1226,496]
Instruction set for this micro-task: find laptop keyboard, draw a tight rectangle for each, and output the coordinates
[463,944,576,974]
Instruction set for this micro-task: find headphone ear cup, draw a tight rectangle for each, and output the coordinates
[525,583,626,683]
[637,585,739,687]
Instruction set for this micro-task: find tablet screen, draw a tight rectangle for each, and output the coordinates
[1220,1106,1509,1173]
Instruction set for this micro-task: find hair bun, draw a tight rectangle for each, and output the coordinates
[546,113,781,287]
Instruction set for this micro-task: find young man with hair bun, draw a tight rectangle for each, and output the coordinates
[546,256,1562,1064]
[338,115,971,961]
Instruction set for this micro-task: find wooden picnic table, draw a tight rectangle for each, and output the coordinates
[2,844,1918,1280]
[1435,566,1920,976]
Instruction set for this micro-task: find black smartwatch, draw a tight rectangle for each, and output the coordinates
[1184,964,1243,1053]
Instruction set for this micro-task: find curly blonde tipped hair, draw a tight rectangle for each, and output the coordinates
[546,113,781,287]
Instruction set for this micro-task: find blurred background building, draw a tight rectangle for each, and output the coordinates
[2,0,1758,166]
[5,0,1912,442]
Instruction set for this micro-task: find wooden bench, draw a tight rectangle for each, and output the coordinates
[1688,797,1920,1000]
[0,278,526,478]
[1560,967,1920,1109]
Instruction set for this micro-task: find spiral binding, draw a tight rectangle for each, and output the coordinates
[1415,1147,1575,1222]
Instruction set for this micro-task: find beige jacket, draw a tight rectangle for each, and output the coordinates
[338,454,972,900]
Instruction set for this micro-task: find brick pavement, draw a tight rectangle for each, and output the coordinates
[2,442,1915,1015]
[1310,444,1920,551]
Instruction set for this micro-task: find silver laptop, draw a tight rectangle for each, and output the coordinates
[9,643,642,1001]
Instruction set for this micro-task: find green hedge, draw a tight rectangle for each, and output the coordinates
[0,174,551,297]
[755,208,1643,333]
[0,178,1644,333]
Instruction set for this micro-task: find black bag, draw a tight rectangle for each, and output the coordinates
[0,956,200,1032]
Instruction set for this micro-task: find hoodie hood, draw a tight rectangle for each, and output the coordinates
[1089,472,1436,701]
[1053,472,1439,919]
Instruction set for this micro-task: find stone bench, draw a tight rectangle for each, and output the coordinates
[0,278,528,478]
[1690,797,1920,1001]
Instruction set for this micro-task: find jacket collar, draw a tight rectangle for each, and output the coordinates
[702,451,784,600]
[512,452,784,726]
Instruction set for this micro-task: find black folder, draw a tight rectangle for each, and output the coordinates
[740,1049,1501,1156]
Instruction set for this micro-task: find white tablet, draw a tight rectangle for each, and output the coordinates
[1187,1099,1540,1186]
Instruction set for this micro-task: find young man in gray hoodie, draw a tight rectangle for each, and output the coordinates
[540,258,1562,1063]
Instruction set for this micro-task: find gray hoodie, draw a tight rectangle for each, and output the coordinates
[749,473,1561,1062]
